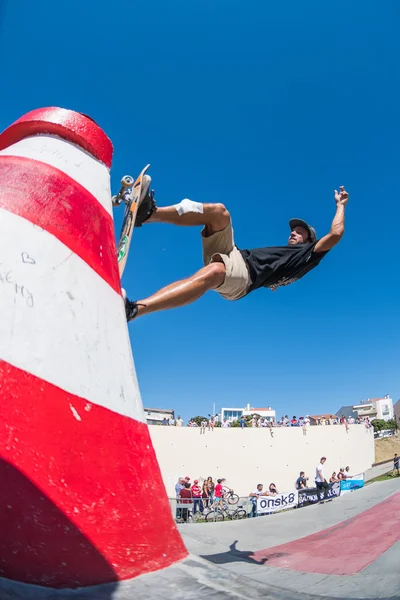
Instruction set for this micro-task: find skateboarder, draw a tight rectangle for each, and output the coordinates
[123,178,349,321]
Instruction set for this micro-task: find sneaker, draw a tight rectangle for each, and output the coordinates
[135,174,157,227]
[124,297,139,321]
[121,289,140,321]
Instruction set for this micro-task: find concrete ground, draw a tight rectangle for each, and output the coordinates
[180,477,400,599]
[1,477,399,599]
[364,459,397,481]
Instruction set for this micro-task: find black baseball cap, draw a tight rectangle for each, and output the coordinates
[289,218,317,242]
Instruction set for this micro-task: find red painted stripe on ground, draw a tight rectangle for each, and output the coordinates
[0,155,121,294]
[0,359,187,587]
[0,107,113,168]
[251,492,400,575]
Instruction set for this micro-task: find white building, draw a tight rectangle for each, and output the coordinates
[221,403,276,423]
[144,407,175,425]
[353,396,394,422]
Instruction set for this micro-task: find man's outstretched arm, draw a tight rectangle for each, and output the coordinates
[313,186,349,253]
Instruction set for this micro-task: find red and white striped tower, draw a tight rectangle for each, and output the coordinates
[0,108,187,589]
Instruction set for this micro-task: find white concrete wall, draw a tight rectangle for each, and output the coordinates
[148,424,375,497]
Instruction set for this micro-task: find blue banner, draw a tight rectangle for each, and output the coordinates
[340,474,364,493]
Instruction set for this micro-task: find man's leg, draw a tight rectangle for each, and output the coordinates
[316,481,323,502]
[323,481,329,500]
[127,261,226,320]
[125,198,247,320]
[148,201,230,235]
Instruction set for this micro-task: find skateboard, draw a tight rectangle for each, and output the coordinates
[113,163,150,277]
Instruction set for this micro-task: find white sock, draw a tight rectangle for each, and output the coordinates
[173,198,204,216]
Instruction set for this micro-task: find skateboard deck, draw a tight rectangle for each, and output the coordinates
[114,163,150,277]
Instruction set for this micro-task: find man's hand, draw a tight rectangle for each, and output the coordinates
[335,186,349,206]
[313,185,348,253]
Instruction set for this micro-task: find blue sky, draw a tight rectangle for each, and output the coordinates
[1,1,399,422]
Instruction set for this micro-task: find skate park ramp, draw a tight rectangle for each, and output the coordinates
[1,477,398,600]
[124,478,400,600]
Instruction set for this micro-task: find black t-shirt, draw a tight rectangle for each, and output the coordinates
[296,476,306,489]
[239,242,328,295]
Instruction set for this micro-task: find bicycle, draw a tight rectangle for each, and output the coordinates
[205,500,247,522]
[222,486,240,505]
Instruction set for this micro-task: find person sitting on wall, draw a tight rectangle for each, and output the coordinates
[329,472,340,483]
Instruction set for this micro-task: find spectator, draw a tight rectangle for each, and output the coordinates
[393,453,399,476]
[175,476,185,520]
[162,417,168,426]
[201,481,210,509]
[176,415,183,427]
[330,472,339,483]
[214,478,224,509]
[269,483,278,495]
[291,416,298,426]
[191,479,203,514]
[337,468,347,480]
[251,416,257,427]
[248,483,267,518]
[345,466,351,476]
[208,416,215,431]
[206,476,215,502]
[179,482,193,522]
[222,419,231,428]
[200,418,207,434]
[169,416,175,426]
[240,416,246,429]
[175,477,185,497]
[295,471,309,489]
[315,456,329,502]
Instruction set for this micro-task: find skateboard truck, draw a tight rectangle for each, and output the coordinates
[112,175,135,207]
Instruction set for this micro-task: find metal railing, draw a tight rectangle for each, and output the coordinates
[169,496,254,523]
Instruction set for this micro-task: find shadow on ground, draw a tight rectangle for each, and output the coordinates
[201,539,288,566]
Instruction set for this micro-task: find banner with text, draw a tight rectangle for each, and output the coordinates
[298,482,341,507]
[257,491,298,514]
[340,473,364,495]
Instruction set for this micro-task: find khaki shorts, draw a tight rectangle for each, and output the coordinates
[201,221,251,300]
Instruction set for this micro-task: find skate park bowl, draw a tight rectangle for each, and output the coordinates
[0,107,399,599]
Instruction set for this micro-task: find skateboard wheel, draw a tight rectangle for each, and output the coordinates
[121,175,134,187]
[112,195,122,207]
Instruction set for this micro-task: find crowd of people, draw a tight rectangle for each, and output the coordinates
[295,464,352,490]
[174,453,359,521]
[162,414,374,430]
[175,474,282,521]
[175,475,230,521]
